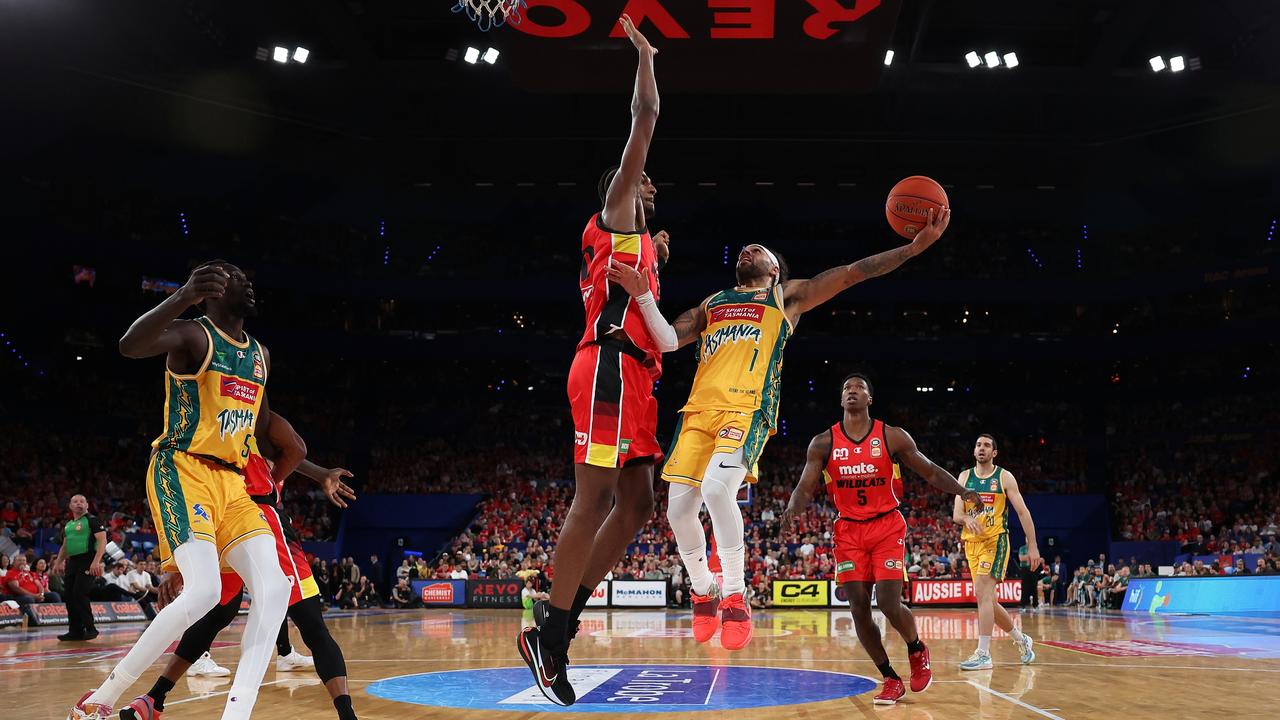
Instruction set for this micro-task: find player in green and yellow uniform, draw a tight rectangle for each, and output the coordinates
[953,433,1041,670]
[610,207,952,651]
[69,261,291,720]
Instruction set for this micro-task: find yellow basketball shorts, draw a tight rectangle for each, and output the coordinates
[146,449,273,572]
[964,534,1011,581]
[661,409,771,487]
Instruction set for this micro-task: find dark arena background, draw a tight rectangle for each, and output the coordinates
[3,1,1278,718]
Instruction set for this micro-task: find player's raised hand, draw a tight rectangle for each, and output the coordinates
[607,259,652,298]
[619,14,657,55]
[653,230,670,265]
[178,264,229,306]
[909,207,951,255]
[321,468,357,509]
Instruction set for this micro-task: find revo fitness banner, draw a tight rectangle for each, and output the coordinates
[413,579,467,607]
[772,580,830,607]
[910,580,1021,606]
[466,579,525,609]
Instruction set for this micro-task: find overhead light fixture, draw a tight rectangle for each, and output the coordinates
[984,51,1000,68]
[483,47,499,64]
[464,46,480,64]
[965,51,981,68]
[293,46,309,64]
[273,46,289,63]
[1149,55,1165,72]
[1169,55,1185,72]
[884,49,894,66]
[1003,52,1019,68]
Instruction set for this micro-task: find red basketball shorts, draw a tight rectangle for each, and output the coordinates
[219,503,318,607]
[834,511,909,584]
[568,343,661,469]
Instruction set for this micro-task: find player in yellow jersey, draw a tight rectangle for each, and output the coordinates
[953,433,1041,670]
[610,206,951,650]
[68,261,291,720]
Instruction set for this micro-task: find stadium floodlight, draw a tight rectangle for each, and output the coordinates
[1003,52,1019,68]
[273,46,289,63]
[483,47,499,64]
[884,49,894,66]
[1170,55,1185,72]
[293,47,310,64]
[984,51,1000,68]
[1149,55,1165,72]
[965,51,981,68]
[464,47,480,64]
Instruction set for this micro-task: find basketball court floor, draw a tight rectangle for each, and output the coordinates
[12,607,1280,719]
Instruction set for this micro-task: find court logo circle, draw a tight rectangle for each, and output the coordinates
[367,663,877,712]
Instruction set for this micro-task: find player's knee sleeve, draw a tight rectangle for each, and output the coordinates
[175,592,242,662]
[291,598,346,682]
[172,540,223,623]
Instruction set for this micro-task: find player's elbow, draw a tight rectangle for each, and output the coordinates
[632,97,660,118]
[118,334,144,358]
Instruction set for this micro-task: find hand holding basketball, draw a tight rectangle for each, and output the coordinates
[620,14,658,55]
[909,207,951,255]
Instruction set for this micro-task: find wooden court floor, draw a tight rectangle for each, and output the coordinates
[12,606,1280,719]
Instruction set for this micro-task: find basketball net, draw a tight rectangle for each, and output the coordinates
[451,0,527,32]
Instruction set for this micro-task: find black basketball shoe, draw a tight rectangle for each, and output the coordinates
[517,626,576,706]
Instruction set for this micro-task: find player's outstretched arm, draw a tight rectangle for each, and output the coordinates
[606,259,706,351]
[298,460,357,509]
[886,425,984,511]
[1002,471,1041,570]
[256,410,307,485]
[782,208,950,317]
[602,14,659,233]
[119,263,228,361]
[783,432,832,524]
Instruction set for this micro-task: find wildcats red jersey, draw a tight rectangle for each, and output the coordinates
[243,453,281,503]
[576,213,663,379]
[823,419,903,520]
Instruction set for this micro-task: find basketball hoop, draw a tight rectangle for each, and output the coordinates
[452,0,527,32]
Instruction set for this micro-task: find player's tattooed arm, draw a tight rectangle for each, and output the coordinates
[783,431,833,524]
[782,207,951,317]
[886,425,984,511]
[670,305,707,349]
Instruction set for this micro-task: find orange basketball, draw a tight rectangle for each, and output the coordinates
[885,176,948,239]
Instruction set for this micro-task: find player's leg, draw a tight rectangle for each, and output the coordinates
[219,533,291,720]
[699,446,752,650]
[120,586,244,720]
[846,580,905,705]
[288,595,358,720]
[869,513,931,693]
[664,413,724,641]
[992,575,1034,663]
[73,540,223,719]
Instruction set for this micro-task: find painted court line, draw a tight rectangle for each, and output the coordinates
[335,657,1280,672]
[966,680,1065,720]
[704,668,720,705]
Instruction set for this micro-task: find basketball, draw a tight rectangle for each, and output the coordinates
[885,176,949,239]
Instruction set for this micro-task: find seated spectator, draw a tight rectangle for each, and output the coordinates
[391,578,418,608]
[3,554,61,604]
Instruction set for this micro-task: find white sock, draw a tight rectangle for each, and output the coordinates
[88,540,222,708]
[701,450,748,597]
[667,484,716,596]
[1010,627,1026,643]
[977,635,991,654]
[221,535,291,720]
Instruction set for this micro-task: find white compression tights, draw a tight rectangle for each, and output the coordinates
[667,448,750,597]
[219,533,291,720]
[88,539,223,709]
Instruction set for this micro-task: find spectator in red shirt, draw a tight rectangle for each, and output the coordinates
[4,554,61,604]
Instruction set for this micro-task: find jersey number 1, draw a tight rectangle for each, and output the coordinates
[748,348,759,372]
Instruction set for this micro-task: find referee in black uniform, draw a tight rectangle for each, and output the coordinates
[51,494,106,641]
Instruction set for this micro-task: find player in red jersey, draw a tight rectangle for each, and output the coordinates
[118,410,361,720]
[519,14,666,707]
[785,373,982,706]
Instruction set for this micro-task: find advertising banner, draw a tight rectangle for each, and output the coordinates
[1123,576,1280,614]
[466,579,524,609]
[909,580,1021,606]
[610,580,668,607]
[771,580,830,607]
[586,580,610,607]
[413,579,468,607]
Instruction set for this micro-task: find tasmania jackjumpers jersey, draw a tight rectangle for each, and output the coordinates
[822,419,903,520]
[680,284,792,425]
[576,213,663,379]
[961,466,1009,541]
[152,316,266,469]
